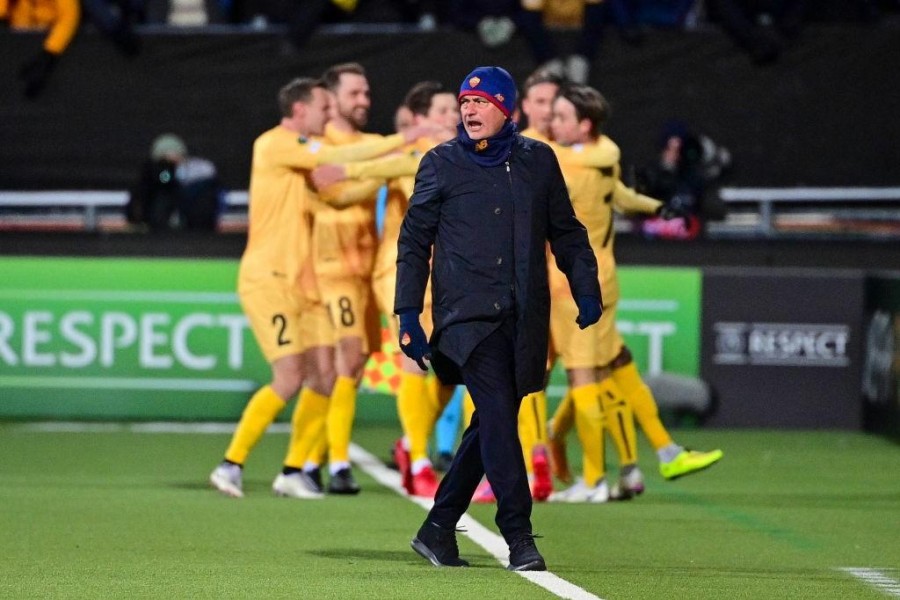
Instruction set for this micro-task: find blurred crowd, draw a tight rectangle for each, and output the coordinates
[4,0,899,98]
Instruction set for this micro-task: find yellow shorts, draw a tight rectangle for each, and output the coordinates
[239,283,313,363]
[318,276,381,353]
[300,301,336,350]
[549,295,623,370]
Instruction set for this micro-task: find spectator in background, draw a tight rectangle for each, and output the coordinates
[1,0,80,98]
[635,120,731,240]
[706,0,807,64]
[79,0,142,55]
[448,0,606,83]
[222,0,357,53]
[625,0,702,32]
[389,0,440,28]
[126,134,223,232]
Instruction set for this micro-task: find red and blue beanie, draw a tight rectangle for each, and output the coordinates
[458,66,517,118]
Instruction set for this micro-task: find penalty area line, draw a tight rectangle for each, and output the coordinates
[349,443,604,600]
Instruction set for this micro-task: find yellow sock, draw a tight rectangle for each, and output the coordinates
[462,389,475,430]
[518,392,541,475]
[306,432,328,469]
[518,398,537,471]
[397,371,437,463]
[571,383,605,486]
[549,388,574,440]
[431,378,456,414]
[613,362,673,451]
[224,386,285,465]
[283,388,330,469]
[327,375,357,464]
[533,390,549,443]
[598,378,638,466]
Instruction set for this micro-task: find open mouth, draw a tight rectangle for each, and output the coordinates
[465,118,484,132]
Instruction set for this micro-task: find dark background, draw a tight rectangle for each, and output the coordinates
[2,23,899,192]
[701,268,866,429]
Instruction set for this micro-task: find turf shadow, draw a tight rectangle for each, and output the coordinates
[307,548,493,568]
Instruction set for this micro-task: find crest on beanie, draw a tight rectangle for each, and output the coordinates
[469,76,481,87]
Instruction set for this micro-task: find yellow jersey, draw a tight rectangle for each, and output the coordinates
[551,136,662,306]
[238,125,404,295]
[311,123,384,280]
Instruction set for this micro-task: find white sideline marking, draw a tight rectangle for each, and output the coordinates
[16,422,602,599]
[839,568,900,597]
[349,444,604,600]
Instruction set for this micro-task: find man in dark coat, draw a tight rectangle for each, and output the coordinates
[394,65,602,571]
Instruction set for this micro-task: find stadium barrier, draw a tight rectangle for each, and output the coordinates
[701,267,866,429]
[1,255,894,433]
[0,191,248,233]
[0,258,702,423]
[4,188,900,240]
[710,187,900,239]
[862,273,900,442]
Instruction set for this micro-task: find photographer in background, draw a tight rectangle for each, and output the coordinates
[635,120,731,241]
[126,134,224,232]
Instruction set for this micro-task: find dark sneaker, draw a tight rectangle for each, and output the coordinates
[327,468,361,495]
[306,467,324,493]
[507,534,546,571]
[411,521,469,567]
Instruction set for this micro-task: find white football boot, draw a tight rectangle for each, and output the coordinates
[272,472,325,499]
[209,462,244,498]
[548,478,610,503]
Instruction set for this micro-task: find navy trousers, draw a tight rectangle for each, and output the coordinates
[426,318,532,544]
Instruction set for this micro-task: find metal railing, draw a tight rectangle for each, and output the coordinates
[709,187,900,239]
[0,190,248,232]
[2,187,900,238]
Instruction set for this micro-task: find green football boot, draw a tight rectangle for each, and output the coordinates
[660,449,724,480]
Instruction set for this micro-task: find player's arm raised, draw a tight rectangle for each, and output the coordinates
[316,178,385,208]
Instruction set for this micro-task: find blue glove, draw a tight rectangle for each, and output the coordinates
[397,309,431,371]
[575,295,602,330]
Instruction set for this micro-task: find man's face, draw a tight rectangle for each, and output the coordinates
[426,92,461,132]
[459,95,506,140]
[302,87,331,136]
[550,96,588,146]
[333,72,371,130]
[521,82,559,137]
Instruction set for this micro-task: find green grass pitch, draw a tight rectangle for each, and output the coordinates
[1,422,898,599]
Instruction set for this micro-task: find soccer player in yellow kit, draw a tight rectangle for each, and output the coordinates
[546,84,723,501]
[290,62,391,495]
[208,77,418,499]
[311,80,459,498]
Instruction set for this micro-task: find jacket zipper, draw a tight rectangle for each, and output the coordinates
[506,160,516,305]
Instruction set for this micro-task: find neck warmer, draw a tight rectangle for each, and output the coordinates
[457,120,517,167]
